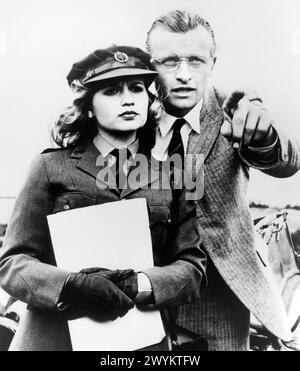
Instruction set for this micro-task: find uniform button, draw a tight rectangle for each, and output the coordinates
[63,204,70,210]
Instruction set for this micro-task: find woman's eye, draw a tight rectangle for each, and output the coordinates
[103,88,119,96]
[129,84,145,93]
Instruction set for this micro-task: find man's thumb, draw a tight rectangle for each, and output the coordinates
[222,91,245,117]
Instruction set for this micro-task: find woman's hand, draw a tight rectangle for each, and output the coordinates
[59,268,135,321]
[80,267,138,300]
[83,268,156,307]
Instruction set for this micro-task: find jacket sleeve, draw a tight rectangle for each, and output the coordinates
[236,122,300,178]
[142,190,207,309]
[0,154,70,310]
[214,88,300,178]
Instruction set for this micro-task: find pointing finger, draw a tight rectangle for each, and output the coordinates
[231,98,249,149]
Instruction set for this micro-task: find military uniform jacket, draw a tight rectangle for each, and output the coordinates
[0,139,206,351]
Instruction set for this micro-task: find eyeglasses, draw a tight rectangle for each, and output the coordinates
[150,55,212,70]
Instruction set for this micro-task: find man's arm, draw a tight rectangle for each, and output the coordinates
[220,90,300,177]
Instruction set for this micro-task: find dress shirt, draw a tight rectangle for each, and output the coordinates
[93,133,139,159]
[151,100,203,161]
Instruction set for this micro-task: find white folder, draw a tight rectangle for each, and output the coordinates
[47,198,165,351]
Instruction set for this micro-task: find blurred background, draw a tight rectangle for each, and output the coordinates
[0,0,299,225]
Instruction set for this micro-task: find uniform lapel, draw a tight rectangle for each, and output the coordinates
[120,155,161,199]
[72,140,163,198]
[71,138,118,190]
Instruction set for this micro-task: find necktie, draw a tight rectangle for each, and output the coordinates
[168,118,186,160]
[111,148,131,190]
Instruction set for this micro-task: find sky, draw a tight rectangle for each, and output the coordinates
[0,0,300,207]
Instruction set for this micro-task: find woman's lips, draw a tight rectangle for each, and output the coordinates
[119,111,138,119]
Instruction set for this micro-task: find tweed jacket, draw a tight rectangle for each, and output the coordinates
[176,86,300,350]
[0,140,206,351]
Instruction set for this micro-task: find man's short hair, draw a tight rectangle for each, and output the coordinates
[146,10,216,56]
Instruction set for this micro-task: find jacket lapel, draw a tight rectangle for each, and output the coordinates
[186,88,225,177]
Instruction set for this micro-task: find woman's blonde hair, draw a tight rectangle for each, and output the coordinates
[51,82,159,153]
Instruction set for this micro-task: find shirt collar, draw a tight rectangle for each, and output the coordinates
[93,133,139,158]
[158,98,203,138]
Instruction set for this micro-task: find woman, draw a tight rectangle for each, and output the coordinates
[0,45,206,350]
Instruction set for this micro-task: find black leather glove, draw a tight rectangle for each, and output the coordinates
[79,267,138,300]
[114,272,138,300]
[59,268,134,321]
[81,269,154,306]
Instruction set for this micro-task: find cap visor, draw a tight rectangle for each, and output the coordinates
[85,68,157,85]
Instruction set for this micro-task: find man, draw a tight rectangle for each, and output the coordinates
[146,10,300,351]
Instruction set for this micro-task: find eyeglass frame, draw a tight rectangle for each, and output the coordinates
[150,54,214,70]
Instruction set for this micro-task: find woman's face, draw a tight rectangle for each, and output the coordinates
[92,77,149,133]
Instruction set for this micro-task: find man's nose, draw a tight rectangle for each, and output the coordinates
[121,87,134,106]
[175,60,192,82]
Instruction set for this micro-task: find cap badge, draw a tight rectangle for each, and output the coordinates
[114,51,129,63]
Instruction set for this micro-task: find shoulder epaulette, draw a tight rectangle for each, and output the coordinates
[41,147,64,154]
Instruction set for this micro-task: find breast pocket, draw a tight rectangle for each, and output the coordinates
[147,203,172,266]
[52,192,97,214]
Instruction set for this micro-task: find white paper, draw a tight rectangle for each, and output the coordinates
[47,198,165,351]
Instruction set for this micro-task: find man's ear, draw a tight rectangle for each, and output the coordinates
[211,56,217,70]
[209,56,217,76]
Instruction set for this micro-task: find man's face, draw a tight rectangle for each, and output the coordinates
[149,26,216,116]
